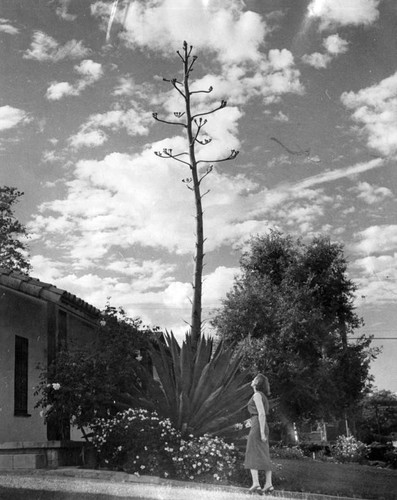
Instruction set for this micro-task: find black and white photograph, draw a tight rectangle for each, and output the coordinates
[1,1,397,498]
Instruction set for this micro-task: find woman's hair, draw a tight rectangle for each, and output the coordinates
[255,374,271,396]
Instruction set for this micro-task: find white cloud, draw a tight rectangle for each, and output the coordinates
[69,129,108,148]
[55,0,77,21]
[302,34,348,69]
[68,108,151,149]
[307,0,380,30]
[341,71,397,156]
[302,52,331,69]
[353,225,397,254]
[91,0,303,107]
[46,81,78,100]
[24,31,90,61]
[274,111,289,122]
[286,158,385,190]
[0,18,19,34]
[46,59,103,100]
[352,181,393,204]
[352,254,397,305]
[0,105,31,131]
[92,0,267,65]
[323,34,349,55]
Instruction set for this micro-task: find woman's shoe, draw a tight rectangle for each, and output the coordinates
[248,485,263,495]
[263,486,274,495]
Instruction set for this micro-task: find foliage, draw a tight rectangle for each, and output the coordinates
[149,331,251,437]
[356,390,397,443]
[35,305,162,437]
[331,435,369,463]
[384,448,397,469]
[0,186,31,273]
[153,42,239,346]
[212,230,377,423]
[171,434,239,481]
[90,408,180,475]
[271,444,305,460]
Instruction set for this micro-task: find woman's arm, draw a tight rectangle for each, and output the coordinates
[253,392,267,442]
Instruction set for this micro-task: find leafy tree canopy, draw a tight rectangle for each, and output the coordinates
[0,186,31,274]
[212,230,378,424]
[356,389,397,442]
[35,305,162,438]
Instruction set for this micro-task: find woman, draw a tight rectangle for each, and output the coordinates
[244,374,274,495]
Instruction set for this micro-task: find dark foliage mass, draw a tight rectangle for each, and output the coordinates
[0,186,31,273]
[212,230,378,423]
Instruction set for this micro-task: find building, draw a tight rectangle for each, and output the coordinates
[0,268,100,469]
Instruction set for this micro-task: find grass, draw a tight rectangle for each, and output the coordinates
[269,458,397,500]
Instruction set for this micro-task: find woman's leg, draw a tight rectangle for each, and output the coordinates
[263,470,273,490]
[250,469,260,487]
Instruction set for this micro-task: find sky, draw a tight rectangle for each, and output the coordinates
[1,0,396,393]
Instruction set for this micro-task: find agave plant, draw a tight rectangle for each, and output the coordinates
[148,331,252,437]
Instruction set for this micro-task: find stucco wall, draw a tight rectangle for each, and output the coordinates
[0,286,48,442]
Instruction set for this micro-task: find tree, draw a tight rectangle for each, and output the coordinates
[35,305,162,440]
[356,390,397,442]
[212,230,378,424]
[153,41,239,347]
[0,186,31,274]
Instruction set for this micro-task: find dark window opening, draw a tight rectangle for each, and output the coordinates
[14,335,29,416]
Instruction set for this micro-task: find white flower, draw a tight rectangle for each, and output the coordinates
[52,383,61,391]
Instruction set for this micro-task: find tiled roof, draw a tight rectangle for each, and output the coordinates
[0,268,100,318]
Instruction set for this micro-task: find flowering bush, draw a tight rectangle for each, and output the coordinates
[171,434,239,482]
[91,408,181,475]
[331,435,369,463]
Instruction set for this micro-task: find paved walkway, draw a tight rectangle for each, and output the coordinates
[0,468,364,500]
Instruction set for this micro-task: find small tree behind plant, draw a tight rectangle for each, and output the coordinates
[0,186,31,274]
[153,41,239,346]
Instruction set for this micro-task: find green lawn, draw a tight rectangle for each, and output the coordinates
[270,458,397,499]
[0,486,146,500]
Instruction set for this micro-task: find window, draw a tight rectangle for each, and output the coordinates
[14,335,29,416]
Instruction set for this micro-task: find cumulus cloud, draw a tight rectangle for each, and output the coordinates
[341,71,397,156]
[352,254,397,305]
[24,31,90,61]
[302,34,348,68]
[0,18,19,34]
[307,0,380,30]
[46,59,103,100]
[0,105,31,131]
[91,0,303,107]
[92,0,267,65]
[68,107,151,149]
[323,34,349,55]
[274,111,289,122]
[302,52,331,69]
[353,225,397,255]
[55,0,77,21]
[352,182,393,204]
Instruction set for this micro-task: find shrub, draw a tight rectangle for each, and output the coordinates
[271,444,305,460]
[384,447,397,469]
[171,434,239,482]
[331,435,369,463]
[91,408,180,476]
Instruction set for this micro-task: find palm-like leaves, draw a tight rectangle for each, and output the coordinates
[149,332,251,437]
